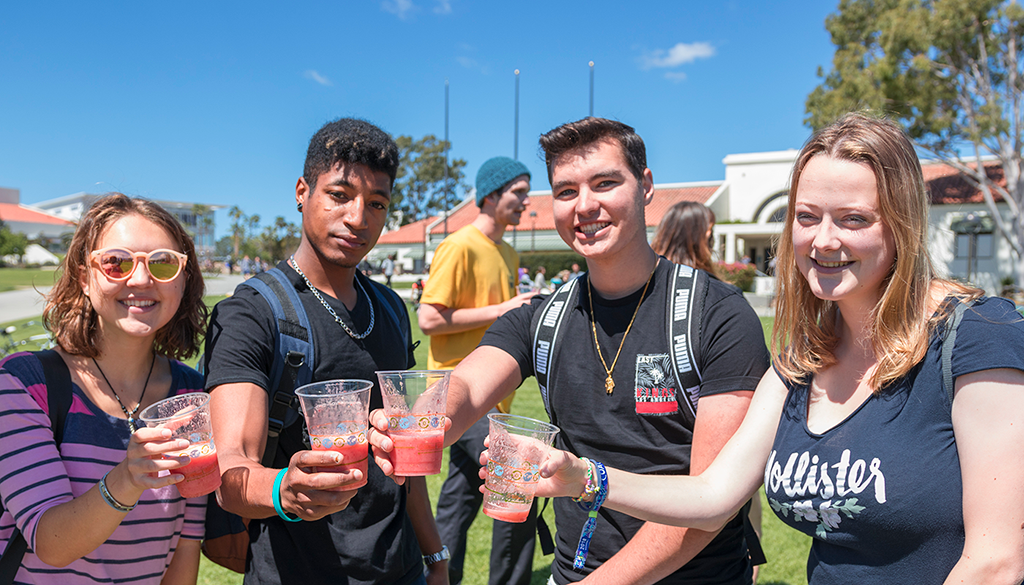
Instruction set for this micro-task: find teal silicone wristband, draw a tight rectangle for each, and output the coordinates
[272,468,301,522]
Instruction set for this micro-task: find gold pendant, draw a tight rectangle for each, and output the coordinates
[605,376,615,395]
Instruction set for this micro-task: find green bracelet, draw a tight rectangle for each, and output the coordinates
[272,468,301,522]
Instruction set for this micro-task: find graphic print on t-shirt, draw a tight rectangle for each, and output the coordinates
[634,353,679,416]
[764,448,886,539]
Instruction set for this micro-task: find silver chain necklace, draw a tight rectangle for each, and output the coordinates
[289,255,374,339]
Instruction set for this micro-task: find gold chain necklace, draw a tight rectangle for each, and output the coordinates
[588,259,659,395]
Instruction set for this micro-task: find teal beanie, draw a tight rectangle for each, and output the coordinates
[475,157,531,206]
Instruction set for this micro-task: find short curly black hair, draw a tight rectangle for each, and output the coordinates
[302,118,400,190]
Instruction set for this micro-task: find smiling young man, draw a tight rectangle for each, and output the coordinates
[418,156,538,585]
[203,118,447,585]
[373,117,769,584]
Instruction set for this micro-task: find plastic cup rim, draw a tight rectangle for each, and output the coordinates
[487,413,560,436]
[139,391,210,424]
[295,379,374,398]
[375,369,452,378]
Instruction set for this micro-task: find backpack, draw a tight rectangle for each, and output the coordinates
[200,267,411,573]
[528,265,769,565]
[0,351,75,585]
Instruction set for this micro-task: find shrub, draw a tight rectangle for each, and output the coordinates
[717,262,757,292]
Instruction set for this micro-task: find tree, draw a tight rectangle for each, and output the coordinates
[257,216,301,263]
[0,222,29,265]
[228,205,246,257]
[191,203,214,258]
[390,135,469,227]
[806,0,1024,282]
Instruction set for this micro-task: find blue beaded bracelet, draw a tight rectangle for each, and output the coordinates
[573,460,608,570]
[272,468,301,522]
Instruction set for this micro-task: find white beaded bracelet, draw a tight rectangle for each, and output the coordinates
[98,471,137,513]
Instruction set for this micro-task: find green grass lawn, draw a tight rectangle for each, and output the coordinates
[0,267,60,292]
[2,300,809,585]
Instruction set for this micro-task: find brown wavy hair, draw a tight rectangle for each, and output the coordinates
[651,201,719,278]
[43,193,208,360]
[772,113,978,391]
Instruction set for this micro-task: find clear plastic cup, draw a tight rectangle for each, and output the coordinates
[295,379,373,490]
[376,370,450,476]
[139,392,221,499]
[483,413,559,523]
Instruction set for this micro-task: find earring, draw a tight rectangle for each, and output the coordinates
[297,202,303,212]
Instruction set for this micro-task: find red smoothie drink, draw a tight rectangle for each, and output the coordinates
[483,499,532,523]
[175,446,221,498]
[310,434,369,490]
[390,430,444,476]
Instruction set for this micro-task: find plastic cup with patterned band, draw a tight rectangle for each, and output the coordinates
[376,370,450,476]
[294,379,373,491]
[483,413,560,523]
[139,392,221,499]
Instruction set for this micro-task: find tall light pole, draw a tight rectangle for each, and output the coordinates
[514,69,520,160]
[443,78,450,236]
[513,69,520,248]
[589,61,594,117]
[530,211,537,252]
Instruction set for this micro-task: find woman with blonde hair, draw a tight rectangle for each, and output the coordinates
[0,193,209,584]
[651,201,718,277]
[520,114,1024,583]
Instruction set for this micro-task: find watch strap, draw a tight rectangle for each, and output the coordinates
[423,545,450,565]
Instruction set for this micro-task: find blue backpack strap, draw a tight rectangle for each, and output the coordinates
[236,268,314,468]
[530,278,580,424]
[666,264,706,425]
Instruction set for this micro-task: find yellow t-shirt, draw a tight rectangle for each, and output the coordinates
[421,224,518,412]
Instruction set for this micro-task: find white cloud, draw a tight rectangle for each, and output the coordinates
[641,41,715,69]
[434,0,452,14]
[304,70,332,86]
[664,71,688,83]
[382,0,416,20]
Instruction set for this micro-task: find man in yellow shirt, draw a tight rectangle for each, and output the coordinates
[418,156,537,585]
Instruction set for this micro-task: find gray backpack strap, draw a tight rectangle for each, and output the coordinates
[666,264,706,422]
[942,299,973,405]
[530,278,580,424]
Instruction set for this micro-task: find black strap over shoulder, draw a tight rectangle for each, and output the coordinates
[0,350,73,584]
[941,298,974,406]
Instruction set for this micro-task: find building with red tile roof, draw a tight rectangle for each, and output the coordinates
[0,187,76,242]
[370,152,1013,294]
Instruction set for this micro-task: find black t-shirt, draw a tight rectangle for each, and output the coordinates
[204,261,421,585]
[482,260,770,584]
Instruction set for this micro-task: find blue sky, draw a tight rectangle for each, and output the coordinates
[1,1,838,239]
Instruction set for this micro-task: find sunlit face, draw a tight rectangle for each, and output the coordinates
[296,162,391,269]
[81,214,186,344]
[792,155,896,310]
[550,139,653,265]
[489,176,531,228]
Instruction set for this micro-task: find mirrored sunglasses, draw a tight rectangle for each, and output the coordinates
[90,248,187,282]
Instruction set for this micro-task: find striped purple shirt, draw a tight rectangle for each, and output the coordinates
[0,352,206,584]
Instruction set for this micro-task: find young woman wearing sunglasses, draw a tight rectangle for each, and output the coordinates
[0,193,209,584]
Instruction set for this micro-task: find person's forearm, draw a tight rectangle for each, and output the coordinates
[33,478,142,566]
[216,452,278,519]
[160,538,201,585]
[418,304,499,336]
[406,477,449,574]
[582,522,721,585]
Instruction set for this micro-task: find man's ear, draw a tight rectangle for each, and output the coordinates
[641,168,655,207]
[296,177,309,209]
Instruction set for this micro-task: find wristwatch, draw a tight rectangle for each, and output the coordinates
[423,545,450,565]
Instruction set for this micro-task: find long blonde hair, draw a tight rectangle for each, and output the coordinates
[772,113,977,390]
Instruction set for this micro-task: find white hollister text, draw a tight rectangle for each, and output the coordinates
[765,449,887,504]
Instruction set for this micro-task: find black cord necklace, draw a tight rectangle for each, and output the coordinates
[92,353,156,433]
